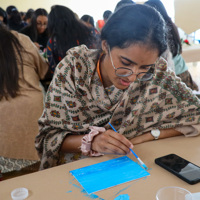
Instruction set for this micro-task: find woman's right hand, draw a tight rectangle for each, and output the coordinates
[91,129,133,155]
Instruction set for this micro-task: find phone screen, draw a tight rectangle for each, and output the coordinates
[155,154,200,184]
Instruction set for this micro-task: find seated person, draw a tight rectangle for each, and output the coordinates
[81,14,100,35]
[103,10,112,23]
[47,5,99,78]
[145,0,199,91]
[0,24,49,175]
[24,8,34,25]
[0,7,7,25]
[35,4,200,170]
[20,8,48,51]
[6,5,26,31]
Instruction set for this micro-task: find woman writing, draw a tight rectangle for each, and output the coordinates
[35,4,200,170]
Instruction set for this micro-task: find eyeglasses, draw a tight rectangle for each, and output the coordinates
[37,22,47,27]
[108,46,155,81]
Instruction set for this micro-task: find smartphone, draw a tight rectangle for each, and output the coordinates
[155,153,200,185]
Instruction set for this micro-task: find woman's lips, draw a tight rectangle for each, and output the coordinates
[119,78,131,86]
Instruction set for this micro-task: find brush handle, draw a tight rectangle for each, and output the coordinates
[130,149,138,159]
[108,122,148,170]
[109,122,139,158]
[108,122,117,132]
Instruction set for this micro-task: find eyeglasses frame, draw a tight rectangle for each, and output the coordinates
[108,46,155,81]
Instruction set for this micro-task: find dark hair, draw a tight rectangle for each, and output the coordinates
[28,8,48,42]
[6,5,22,25]
[6,5,16,15]
[24,9,34,22]
[103,10,112,20]
[101,4,167,56]
[145,0,182,56]
[0,7,7,24]
[48,5,95,60]
[81,15,94,27]
[114,0,136,12]
[20,12,25,18]
[0,24,24,100]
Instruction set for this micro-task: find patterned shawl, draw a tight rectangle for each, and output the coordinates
[35,45,200,169]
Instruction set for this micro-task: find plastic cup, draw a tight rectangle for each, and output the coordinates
[156,186,193,200]
[11,187,29,200]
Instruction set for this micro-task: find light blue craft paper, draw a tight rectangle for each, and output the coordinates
[70,156,150,194]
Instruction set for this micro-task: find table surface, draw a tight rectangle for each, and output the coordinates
[187,62,200,94]
[1,135,200,200]
[182,44,200,63]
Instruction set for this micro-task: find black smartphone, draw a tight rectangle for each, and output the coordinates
[155,153,200,185]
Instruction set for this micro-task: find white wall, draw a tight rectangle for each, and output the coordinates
[175,0,200,34]
[0,0,118,22]
[0,0,174,23]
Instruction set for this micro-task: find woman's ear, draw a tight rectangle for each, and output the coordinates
[101,40,109,54]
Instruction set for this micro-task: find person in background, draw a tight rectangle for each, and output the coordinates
[80,14,100,42]
[114,0,136,11]
[80,14,100,34]
[35,4,200,170]
[0,24,49,177]
[81,14,95,28]
[24,9,34,25]
[0,7,7,25]
[145,0,199,91]
[47,5,98,78]
[103,10,112,23]
[20,8,48,51]
[20,11,25,22]
[6,5,26,31]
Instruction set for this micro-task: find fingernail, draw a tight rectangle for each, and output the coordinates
[130,144,134,149]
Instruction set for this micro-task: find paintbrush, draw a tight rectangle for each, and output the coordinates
[108,122,148,170]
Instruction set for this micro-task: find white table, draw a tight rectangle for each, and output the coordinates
[182,44,200,63]
[0,135,200,200]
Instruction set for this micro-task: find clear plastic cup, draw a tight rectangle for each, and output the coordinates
[11,187,29,200]
[156,186,193,200]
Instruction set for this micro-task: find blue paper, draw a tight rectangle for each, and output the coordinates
[70,156,150,194]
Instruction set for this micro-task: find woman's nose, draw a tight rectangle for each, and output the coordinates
[128,67,140,82]
[127,73,137,82]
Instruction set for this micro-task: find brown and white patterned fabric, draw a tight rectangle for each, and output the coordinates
[177,70,199,91]
[35,45,200,170]
[0,157,38,174]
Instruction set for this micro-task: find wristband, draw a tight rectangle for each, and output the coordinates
[80,126,105,156]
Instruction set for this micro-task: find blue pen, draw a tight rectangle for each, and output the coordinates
[108,122,148,170]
